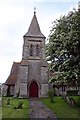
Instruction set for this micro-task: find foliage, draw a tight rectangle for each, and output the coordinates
[48,89,54,103]
[7,98,10,105]
[67,90,78,96]
[14,101,23,109]
[46,8,80,86]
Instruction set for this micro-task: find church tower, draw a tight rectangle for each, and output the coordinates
[15,10,48,98]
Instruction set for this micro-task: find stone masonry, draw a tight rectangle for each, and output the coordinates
[14,11,49,98]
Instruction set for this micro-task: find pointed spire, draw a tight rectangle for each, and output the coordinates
[24,9,45,38]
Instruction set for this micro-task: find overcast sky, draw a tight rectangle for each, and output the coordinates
[0,0,79,83]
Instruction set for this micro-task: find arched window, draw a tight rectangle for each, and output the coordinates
[30,44,33,56]
[36,44,39,56]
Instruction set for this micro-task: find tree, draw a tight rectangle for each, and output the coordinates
[46,8,80,86]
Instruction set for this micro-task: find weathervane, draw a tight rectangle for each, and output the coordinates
[34,7,36,14]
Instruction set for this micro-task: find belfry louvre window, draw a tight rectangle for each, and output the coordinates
[36,44,39,56]
[30,44,33,56]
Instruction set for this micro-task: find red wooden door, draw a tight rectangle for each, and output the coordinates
[29,81,38,97]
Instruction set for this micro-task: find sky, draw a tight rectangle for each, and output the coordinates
[0,0,79,83]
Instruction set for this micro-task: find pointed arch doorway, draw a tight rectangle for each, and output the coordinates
[29,81,38,97]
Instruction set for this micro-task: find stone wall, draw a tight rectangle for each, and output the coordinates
[2,85,8,96]
[10,86,15,96]
[28,60,41,82]
[41,84,49,97]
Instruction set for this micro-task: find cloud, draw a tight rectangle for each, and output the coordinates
[0,57,13,83]
[0,1,79,83]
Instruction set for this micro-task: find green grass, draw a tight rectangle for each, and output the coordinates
[0,97,2,120]
[0,107,2,120]
[2,97,29,118]
[42,96,80,120]
[2,96,80,119]
[70,96,80,105]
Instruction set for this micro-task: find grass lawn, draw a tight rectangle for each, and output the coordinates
[42,96,80,120]
[0,97,2,120]
[70,96,80,104]
[2,97,29,118]
[0,107,2,120]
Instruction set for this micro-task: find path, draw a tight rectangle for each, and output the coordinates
[29,99,57,119]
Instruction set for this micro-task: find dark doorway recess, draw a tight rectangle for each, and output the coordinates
[29,81,38,97]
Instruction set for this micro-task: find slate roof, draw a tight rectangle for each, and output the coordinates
[24,12,45,38]
[5,62,20,85]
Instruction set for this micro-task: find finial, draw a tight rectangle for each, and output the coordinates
[78,1,80,12]
[34,7,36,14]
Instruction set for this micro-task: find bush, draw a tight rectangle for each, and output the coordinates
[14,102,23,109]
[77,97,80,107]
[7,98,10,105]
[67,90,78,96]
[48,89,54,103]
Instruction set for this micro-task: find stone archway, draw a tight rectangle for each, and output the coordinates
[29,81,38,97]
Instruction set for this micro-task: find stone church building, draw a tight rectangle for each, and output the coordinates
[3,11,49,98]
